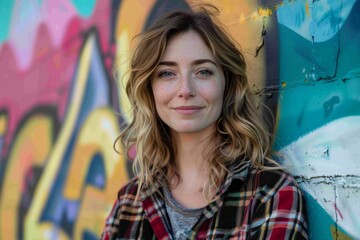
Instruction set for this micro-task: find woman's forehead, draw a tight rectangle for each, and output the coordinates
[160,30,217,64]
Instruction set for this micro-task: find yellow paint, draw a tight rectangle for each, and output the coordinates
[115,0,155,123]
[0,115,53,240]
[24,34,94,239]
[191,0,266,89]
[330,225,352,240]
[62,108,128,238]
[63,107,128,199]
[0,113,7,134]
[73,167,127,239]
[258,7,273,17]
[305,1,310,17]
[73,188,110,239]
[116,31,132,122]
[0,1,276,238]
[36,223,70,240]
[274,3,284,10]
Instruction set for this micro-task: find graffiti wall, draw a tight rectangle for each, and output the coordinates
[0,0,358,239]
[275,0,360,239]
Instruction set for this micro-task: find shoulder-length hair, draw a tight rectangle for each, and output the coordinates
[117,5,278,201]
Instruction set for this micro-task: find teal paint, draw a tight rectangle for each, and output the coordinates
[72,0,97,17]
[303,192,335,240]
[275,72,360,149]
[277,0,357,42]
[0,0,15,44]
[275,2,360,237]
[274,1,360,148]
[303,190,355,239]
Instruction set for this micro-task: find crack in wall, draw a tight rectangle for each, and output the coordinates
[295,174,360,186]
[334,185,339,240]
[317,0,343,81]
[253,72,355,98]
[255,17,266,57]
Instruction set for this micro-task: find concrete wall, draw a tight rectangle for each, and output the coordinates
[0,0,358,239]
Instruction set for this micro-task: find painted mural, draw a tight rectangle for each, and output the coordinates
[0,0,358,239]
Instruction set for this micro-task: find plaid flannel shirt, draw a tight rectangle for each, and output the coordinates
[101,160,308,239]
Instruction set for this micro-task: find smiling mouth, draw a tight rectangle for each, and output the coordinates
[173,106,204,115]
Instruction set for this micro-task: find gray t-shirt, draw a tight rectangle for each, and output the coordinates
[163,186,204,240]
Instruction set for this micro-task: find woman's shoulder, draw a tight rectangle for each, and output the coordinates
[104,177,142,224]
[246,165,309,238]
[248,165,304,200]
[117,176,141,201]
[227,159,303,197]
[256,166,297,184]
[101,177,142,239]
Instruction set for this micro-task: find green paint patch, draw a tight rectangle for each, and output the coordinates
[0,0,15,44]
[330,225,352,240]
[72,0,97,17]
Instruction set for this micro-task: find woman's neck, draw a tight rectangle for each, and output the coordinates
[172,131,213,176]
[167,131,218,209]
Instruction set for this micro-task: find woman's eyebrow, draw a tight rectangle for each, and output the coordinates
[158,61,177,66]
[192,59,217,66]
[158,59,217,67]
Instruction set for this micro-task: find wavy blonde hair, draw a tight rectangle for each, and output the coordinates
[117,5,279,201]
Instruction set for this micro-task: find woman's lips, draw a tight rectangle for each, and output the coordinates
[173,106,204,115]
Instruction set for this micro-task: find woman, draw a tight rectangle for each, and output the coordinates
[102,5,308,240]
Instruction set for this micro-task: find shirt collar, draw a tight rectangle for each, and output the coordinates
[217,159,251,195]
[140,180,162,200]
[135,159,252,240]
[202,159,252,220]
[139,159,251,200]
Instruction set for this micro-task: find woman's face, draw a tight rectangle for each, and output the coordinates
[151,30,225,137]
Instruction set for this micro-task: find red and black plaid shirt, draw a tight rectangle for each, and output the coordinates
[101,160,308,239]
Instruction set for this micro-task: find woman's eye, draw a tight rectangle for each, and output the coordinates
[198,69,213,76]
[158,71,175,78]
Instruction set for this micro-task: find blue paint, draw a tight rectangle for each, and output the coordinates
[275,73,360,148]
[76,34,110,129]
[145,0,190,30]
[0,0,15,44]
[85,153,106,189]
[83,230,98,240]
[72,0,97,17]
[323,96,340,118]
[277,0,357,42]
[40,133,77,223]
[64,200,79,221]
[40,33,111,237]
[277,1,306,30]
[0,137,3,159]
[274,1,360,147]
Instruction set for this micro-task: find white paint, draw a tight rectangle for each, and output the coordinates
[280,116,360,238]
[277,0,357,42]
[336,185,360,237]
[280,116,360,177]
[299,180,360,238]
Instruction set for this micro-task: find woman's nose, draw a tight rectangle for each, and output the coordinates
[178,74,195,98]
